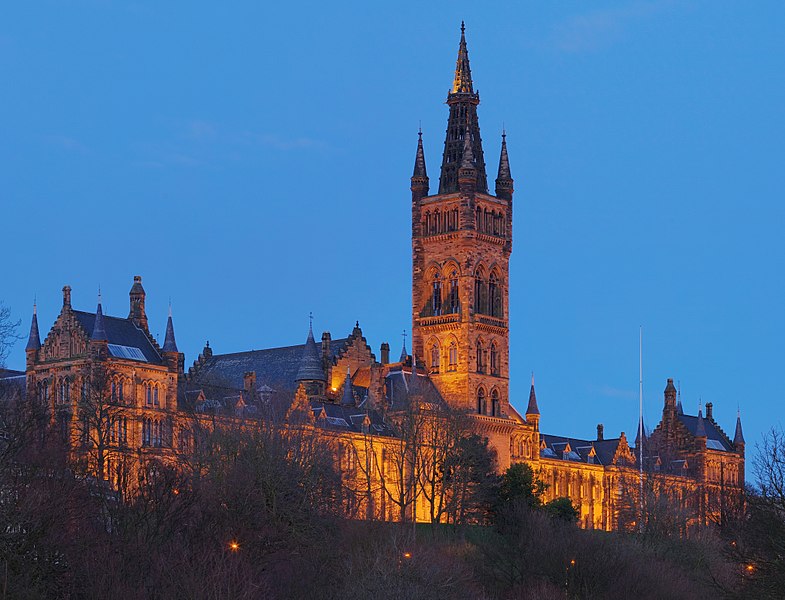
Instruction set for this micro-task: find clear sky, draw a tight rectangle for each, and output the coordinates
[2,1,783,458]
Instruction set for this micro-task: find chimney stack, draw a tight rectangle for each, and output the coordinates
[380,342,390,365]
[597,424,604,441]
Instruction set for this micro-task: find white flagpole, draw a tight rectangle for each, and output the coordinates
[639,326,644,532]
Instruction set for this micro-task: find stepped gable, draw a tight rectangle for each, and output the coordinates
[72,310,163,364]
[677,412,733,451]
[189,337,349,394]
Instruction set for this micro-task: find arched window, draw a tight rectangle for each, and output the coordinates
[118,380,124,403]
[430,343,440,374]
[477,388,487,415]
[476,206,482,231]
[145,383,152,406]
[153,385,160,407]
[425,212,431,234]
[448,342,457,371]
[491,389,500,417]
[452,208,459,231]
[490,343,499,376]
[476,341,485,374]
[434,209,441,234]
[63,379,70,404]
[431,273,442,316]
[142,419,150,446]
[474,269,487,314]
[81,378,88,402]
[448,270,459,313]
[489,273,500,318]
[111,381,117,402]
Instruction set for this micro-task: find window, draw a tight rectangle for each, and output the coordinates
[477,388,487,415]
[145,384,152,406]
[431,273,442,316]
[153,385,159,407]
[474,270,486,314]
[142,418,151,446]
[490,343,499,376]
[118,381,124,403]
[430,343,440,374]
[489,273,500,318]
[111,381,117,402]
[491,389,500,417]
[476,206,482,231]
[434,209,441,234]
[425,212,431,234]
[448,271,459,314]
[476,342,485,374]
[448,342,457,372]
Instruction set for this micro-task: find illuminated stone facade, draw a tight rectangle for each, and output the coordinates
[16,25,745,531]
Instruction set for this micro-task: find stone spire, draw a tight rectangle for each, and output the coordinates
[412,129,428,179]
[399,330,408,362]
[733,410,745,446]
[635,415,648,447]
[25,302,41,351]
[295,322,326,382]
[341,368,354,406]
[497,131,511,181]
[526,372,540,417]
[452,21,473,95]
[162,304,178,353]
[438,22,487,194]
[91,291,108,342]
[695,407,707,438]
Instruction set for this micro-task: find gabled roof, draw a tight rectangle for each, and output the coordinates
[540,433,626,466]
[678,413,733,451]
[72,310,162,364]
[384,367,446,412]
[190,338,349,395]
[311,401,395,436]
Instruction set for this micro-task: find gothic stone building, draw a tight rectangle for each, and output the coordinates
[17,25,745,530]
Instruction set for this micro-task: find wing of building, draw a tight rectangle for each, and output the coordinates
[16,24,744,530]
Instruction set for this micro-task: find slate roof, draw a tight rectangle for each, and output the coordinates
[190,338,349,395]
[0,369,26,401]
[678,413,733,451]
[72,310,163,364]
[311,401,395,436]
[540,433,624,466]
[384,367,447,411]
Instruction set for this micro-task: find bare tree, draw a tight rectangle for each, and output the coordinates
[0,302,21,368]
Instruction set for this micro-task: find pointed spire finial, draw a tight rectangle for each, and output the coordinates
[91,291,108,342]
[496,129,512,182]
[296,320,326,382]
[696,406,707,438]
[461,20,465,35]
[734,409,745,445]
[26,300,41,351]
[526,373,540,416]
[341,367,354,406]
[163,304,178,353]
[451,22,474,95]
[400,329,408,362]
[412,129,428,180]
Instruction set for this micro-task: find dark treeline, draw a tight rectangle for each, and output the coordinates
[0,375,783,599]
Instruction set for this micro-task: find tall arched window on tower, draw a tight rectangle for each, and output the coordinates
[448,341,457,371]
[476,341,485,374]
[491,389,500,417]
[477,388,487,415]
[489,273,500,318]
[448,270,459,313]
[430,343,440,374]
[476,206,482,231]
[434,209,441,234]
[474,269,487,314]
[425,212,431,235]
[490,342,499,376]
[431,273,442,316]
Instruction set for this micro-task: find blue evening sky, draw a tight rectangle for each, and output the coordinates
[2,1,783,457]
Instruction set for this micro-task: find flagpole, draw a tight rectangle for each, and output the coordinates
[639,326,644,533]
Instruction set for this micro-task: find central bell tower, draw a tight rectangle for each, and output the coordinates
[411,23,514,417]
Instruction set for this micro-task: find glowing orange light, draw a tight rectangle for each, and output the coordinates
[403,552,412,559]
[229,541,240,552]
[570,559,576,566]
[746,564,754,573]
[172,488,179,495]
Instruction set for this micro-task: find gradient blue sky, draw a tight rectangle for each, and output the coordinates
[2,1,783,459]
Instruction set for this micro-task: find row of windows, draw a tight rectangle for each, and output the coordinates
[142,418,172,447]
[477,388,502,417]
[428,339,502,376]
[422,207,507,238]
[36,377,164,407]
[427,270,503,318]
